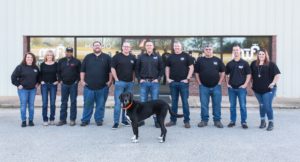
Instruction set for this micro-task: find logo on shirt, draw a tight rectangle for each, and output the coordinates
[180,57,185,61]
[238,65,244,69]
[130,60,134,64]
[33,69,38,73]
[213,62,218,65]
[153,56,158,60]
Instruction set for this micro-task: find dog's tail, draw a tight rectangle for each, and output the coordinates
[168,105,184,118]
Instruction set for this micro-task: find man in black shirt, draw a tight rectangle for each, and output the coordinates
[57,47,81,126]
[135,41,164,127]
[111,42,136,129]
[165,41,194,128]
[225,45,251,129]
[195,44,225,128]
[80,41,113,126]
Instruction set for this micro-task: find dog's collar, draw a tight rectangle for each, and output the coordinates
[122,102,133,110]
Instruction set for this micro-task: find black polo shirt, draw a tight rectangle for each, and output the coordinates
[226,59,251,89]
[81,53,111,90]
[135,53,164,80]
[195,56,225,87]
[111,53,136,82]
[250,61,281,94]
[166,52,194,82]
[57,57,81,85]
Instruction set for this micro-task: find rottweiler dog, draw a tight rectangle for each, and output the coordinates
[119,92,183,143]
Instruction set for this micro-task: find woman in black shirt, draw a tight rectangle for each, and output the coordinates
[11,52,40,127]
[40,50,58,126]
[251,49,280,131]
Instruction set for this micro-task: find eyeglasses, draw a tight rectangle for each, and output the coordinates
[205,49,212,51]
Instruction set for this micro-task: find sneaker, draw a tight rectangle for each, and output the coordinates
[227,122,235,128]
[155,121,161,128]
[266,121,274,131]
[21,121,26,127]
[214,121,223,128]
[49,121,55,125]
[43,121,49,126]
[138,121,145,127]
[70,120,76,126]
[28,120,34,126]
[96,121,103,126]
[242,123,248,129]
[112,123,119,130]
[184,122,191,128]
[56,121,67,126]
[197,121,208,127]
[165,121,176,127]
[121,121,130,127]
[259,120,266,129]
[80,122,89,127]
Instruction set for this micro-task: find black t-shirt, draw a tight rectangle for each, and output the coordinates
[81,53,111,90]
[226,59,251,89]
[111,53,136,82]
[195,56,225,87]
[40,62,58,83]
[251,61,281,94]
[166,52,194,82]
[135,53,164,80]
[11,64,40,90]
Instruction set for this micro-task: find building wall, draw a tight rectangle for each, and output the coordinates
[0,0,299,97]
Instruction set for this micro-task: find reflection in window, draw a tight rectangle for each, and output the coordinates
[76,37,121,60]
[30,37,74,65]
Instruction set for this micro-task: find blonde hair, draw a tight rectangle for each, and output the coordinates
[44,50,55,62]
[256,48,270,66]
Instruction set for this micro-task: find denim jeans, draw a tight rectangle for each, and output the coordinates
[169,82,190,123]
[113,81,134,124]
[81,86,109,123]
[41,83,57,122]
[254,88,277,121]
[228,87,247,124]
[199,84,222,122]
[60,82,78,121]
[139,81,160,102]
[18,88,36,121]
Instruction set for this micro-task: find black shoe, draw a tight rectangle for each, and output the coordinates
[96,121,103,126]
[80,122,89,127]
[56,120,67,126]
[242,123,248,129]
[184,122,191,128]
[214,121,224,128]
[112,123,119,130]
[121,121,130,127]
[197,121,208,127]
[266,121,274,131]
[21,121,26,127]
[138,121,145,127]
[227,122,236,128]
[28,120,34,126]
[155,121,161,128]
[259,120,266,129]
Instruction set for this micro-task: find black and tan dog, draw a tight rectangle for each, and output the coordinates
[119,92,184,143]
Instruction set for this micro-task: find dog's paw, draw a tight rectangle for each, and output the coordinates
[131,135,136,140]
[159,139,164,143]
[131,139,139,143]
[157,136,163,140]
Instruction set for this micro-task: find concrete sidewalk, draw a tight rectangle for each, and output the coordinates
[0,95,299,109]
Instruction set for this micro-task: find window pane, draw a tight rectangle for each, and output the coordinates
[76,37,122,60]
[222,37,271,64]
[30,37,74,65]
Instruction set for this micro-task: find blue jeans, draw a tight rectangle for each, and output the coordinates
[41,83,57,122]
[228,87,247,124]
[60,82,78,121]
[254,88,277,121]
[114,81,134,124]
[140,81,160,102]
[169,82,190,123]
[81,86,109,123]
[18,88,36,121]
[199,84,222,122]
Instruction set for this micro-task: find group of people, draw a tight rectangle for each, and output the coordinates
[11,40,280,131]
